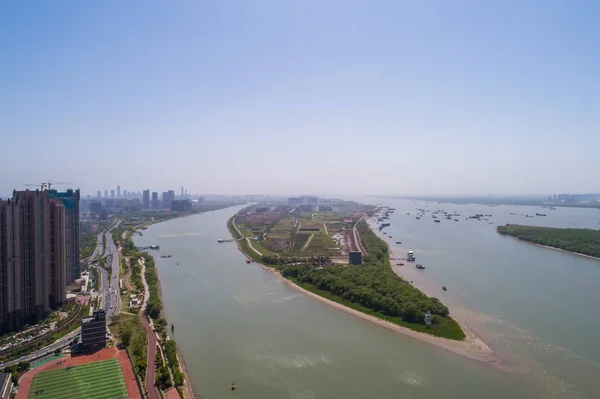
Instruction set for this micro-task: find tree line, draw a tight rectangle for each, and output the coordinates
[498,224,600,258]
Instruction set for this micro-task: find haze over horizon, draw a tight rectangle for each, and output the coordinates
[1,1,598,197]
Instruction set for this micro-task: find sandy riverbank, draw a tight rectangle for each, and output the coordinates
[370,222,499,362]
[258,260,497,362]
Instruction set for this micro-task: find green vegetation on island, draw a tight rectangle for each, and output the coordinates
[228,202,465,340]
[281,222,464,340]
[497,224,600,258]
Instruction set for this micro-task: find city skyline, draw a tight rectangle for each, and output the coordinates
[1,1,598,196]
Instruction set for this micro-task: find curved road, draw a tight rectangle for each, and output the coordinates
[138,260,160,399]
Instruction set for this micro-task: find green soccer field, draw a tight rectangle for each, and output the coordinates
[28,359,128,399]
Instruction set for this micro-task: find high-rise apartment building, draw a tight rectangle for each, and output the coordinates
[96,190,101,198]
[0,190,67,333]
[162,192,169,209]
[181,187,184,198]
[47,189,80,284]
[110,190,115,198]
[116,186,121,198]
[143,190,150,209]
[151,192,159,209]
[104,190,108,198]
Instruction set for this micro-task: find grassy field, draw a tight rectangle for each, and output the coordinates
[29,359,128,399]
[293,233,311,250]
[235,202,371,258]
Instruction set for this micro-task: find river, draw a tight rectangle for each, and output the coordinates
[133,203,600,399]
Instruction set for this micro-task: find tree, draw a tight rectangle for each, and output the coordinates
[16,361,30,373]
[121,328,132,347]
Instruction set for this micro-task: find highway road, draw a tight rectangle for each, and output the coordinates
[101,220,122,319]
[0,326,81,368]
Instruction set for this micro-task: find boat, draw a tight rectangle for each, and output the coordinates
[149,245,160,250]
[442,286,447,291]
[454,219,459,221]
[231,383,236,391]
[434,220,440,223]
[396,241,402,244]
[245,259,251,264]
[407,251,415,262]
[171,323,175,332]
[217,238,224,243]
[416,264,425,269]
[536,213,547,216]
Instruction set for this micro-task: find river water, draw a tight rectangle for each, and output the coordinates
[133,203,600,399]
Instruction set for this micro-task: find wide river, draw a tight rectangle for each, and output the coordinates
[134,201,600,399]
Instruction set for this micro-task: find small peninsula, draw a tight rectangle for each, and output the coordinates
[227,200,465,341]
[497,224,600,259]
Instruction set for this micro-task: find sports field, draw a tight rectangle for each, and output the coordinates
[28,359,128,399]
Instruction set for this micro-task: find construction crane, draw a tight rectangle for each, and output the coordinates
[24,180,73,191]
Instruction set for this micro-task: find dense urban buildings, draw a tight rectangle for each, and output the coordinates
[0,190,68,333]
[81,309,106,351]
[288,196,319,207]
[547,193,600,205]
[171,199,192,212]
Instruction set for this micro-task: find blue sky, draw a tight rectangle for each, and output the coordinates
[1,0,598,196]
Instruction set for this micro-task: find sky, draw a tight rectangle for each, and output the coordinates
[1,0,598,197]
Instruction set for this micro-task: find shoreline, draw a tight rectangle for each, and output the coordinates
[263,261,497,362]
[499,234,600,261]
[228,215,498,363]
[374,228,497,362]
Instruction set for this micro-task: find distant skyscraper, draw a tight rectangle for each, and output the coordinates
[117,186,121,198]
[0,190,67,333]
[96,190,101,198]
[168,190,175,202]
[162,192,169,208]
[181,187,184,198]
[47,189,80,284]
[123,189,127,198]
[104,190,108,198]
[143,190,150,209]
[151,192,159,209]
[110,190,115,198]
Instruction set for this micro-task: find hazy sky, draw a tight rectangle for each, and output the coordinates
[1,1,598,197]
